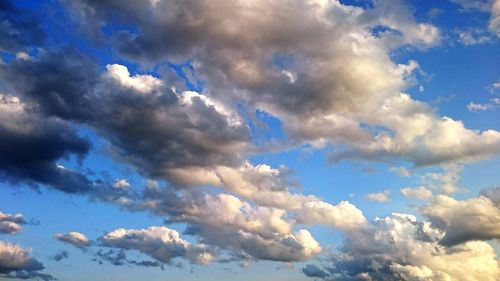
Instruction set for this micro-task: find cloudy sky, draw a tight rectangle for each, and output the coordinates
[0,0,499,280]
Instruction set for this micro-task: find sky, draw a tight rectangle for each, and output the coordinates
[0,0,499,280]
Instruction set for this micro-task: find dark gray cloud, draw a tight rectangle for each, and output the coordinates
[1,49,250,186]
[53,250,69,262]
[0,1,45,52]
[93,249,162,268]
[302,264,331,278]
[0,94,94,193]
[1,48,99,121]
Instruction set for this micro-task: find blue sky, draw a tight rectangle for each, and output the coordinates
[0,0,499,280]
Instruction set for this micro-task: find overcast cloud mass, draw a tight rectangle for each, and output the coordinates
[0,0,499,280]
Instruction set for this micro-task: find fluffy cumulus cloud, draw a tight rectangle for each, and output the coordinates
[0,211,25,234]
[57,0,500,168]
[421,194,500,246]
[55,231,92,248]
[138,189,326,262]
[303,213,500,281]
[100,226,215,265]
[0,240,53,280]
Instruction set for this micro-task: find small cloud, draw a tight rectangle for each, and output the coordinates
[426,7,443,19]
[390,166,411,177]
[0,211,26,234]
[488,80,500,93]
[457,28,491,45]
[364,190,391,202]
[302,264,330,278]
[55,231,91,248]
[53,250,69,262]
[467,98,500,112]
[401,186,433,200]
[15,52,31,61]
[113,178,131,189]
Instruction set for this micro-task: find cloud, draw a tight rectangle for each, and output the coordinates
[421,194,500,246]
[0,211,25,234]
[0,94,97,193]
[449,0,500,36]
[364,190,391,202]
[401,187,433,200]
[100,226,215,265]
[467,98,500,112]
[58,0,500,170]
[0,1,45,52]
[448,0,492,12]
[420,165,462,194]
[93,249,162,268]
[113,178,130,189]
[490,0,500,35]
[390,166,411,177]
[0,0,499,274]
[457,28,492,45]
[55,231,92,248]
[303,213,500,280]
[489,80,500,93]
[0,240,53,280]
[53,250,69,262]
[169,193,323,262]
[135,184,340,262]
[302,264,330,278]
[480,186,500,203]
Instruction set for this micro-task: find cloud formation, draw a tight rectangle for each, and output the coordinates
[401,186,433,200]
[364,190,391,202]
[303,213,500,281]
[0,0,499,277]
[0,211,25,235]
[421,194,500,246]
[100,226,215,265]
[0,240,53,281]
[57,0,500,168]
[55,231,92,248]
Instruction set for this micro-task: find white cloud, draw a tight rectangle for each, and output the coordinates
[490,0,500,35]
[104,64,163,93]
[420,165,462,194]
[0,211,25,234]
[55,231,91,248]
[364,190,391,202]
[421,194,500,246]
[467,102,493,111]
[457,28,492,45]
[390,166,411,177]
[101,226,215,265]
[0,240,51,280]
[304,213,500,280]
[401,186,433,200]
[113,178,130,189]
